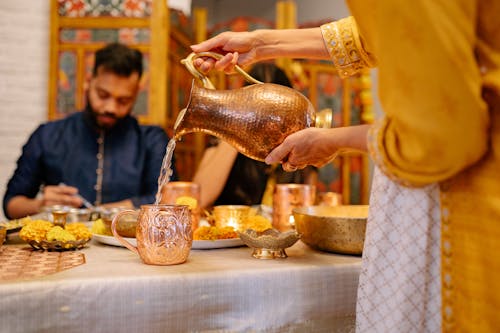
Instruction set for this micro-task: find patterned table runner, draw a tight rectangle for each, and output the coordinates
[0,246,85,281]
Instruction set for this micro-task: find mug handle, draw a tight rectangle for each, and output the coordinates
[180,51,263,90]
[111,210,138,255]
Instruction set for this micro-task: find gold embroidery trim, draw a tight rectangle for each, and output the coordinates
[320,16,376,78]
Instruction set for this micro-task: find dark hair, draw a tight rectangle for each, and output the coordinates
[93,43,143,78]
[247,63,292,88]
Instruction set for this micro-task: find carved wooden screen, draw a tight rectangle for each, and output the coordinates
[48,0,168,126]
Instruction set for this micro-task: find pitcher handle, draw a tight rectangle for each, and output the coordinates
[111,210,138,255]
[181,52,263,90]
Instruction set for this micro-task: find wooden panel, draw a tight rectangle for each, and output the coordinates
[48,0,165,126]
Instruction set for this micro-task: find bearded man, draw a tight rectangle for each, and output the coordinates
[3,43,177,219]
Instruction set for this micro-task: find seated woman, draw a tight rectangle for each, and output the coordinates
[193,63,317,209]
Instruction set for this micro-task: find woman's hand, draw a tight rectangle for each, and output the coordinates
[190,31,262,74]
[190,28,328,75]
[265,125,370,171]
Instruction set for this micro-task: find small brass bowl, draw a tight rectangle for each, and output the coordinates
[68,208,91,222]
[101,208,138,238]
[293,205,368,255]
[238,228,301,259]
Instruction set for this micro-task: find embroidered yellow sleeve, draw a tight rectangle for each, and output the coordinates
[320,16,376,78]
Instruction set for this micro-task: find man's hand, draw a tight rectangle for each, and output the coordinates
[42,184,82,208]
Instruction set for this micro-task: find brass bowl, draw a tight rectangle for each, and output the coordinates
[238,228,301,259]
[293,205,368,255]
[68,208,91,222]
[28,238,90,251]
[101,208,138,238]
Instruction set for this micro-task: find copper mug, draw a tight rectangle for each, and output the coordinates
[272,184,316,232]
[317,192,343,206]
[111,204,192,265]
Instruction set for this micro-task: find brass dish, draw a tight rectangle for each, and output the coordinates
[101,208,138,238]
[28,238,90,251]
[238,228,301,259]
[293,205,368,255]
[0,218,28,234]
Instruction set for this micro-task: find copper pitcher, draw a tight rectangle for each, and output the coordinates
[175,52,316,161]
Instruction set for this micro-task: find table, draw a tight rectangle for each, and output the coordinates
[0,238,361,333]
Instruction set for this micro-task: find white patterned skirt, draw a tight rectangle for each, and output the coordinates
[356,167,441,332]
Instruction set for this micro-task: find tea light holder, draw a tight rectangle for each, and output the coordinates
[212,205,254,231]
[52,210,69,228]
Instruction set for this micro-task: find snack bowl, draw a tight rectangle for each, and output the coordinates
[19,214,93,251]
[293,205,368,255]
[100,208,138,238]
[238,228,301,259]
[28,238,90,251]
[68,208,91,222]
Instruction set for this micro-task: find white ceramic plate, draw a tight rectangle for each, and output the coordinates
[92,233,244,250]
[93,233,136,247]
[192,238,245,250]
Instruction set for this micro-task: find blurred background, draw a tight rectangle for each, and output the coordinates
[0,0,381,220]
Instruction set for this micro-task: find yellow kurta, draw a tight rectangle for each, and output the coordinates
[321,1,500,331]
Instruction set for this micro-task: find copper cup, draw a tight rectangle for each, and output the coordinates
[111,204,192,265]
[317,192,343,206]
[272,184,316,232]
[161,181,201,231]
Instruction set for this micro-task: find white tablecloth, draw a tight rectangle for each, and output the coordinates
[0,239,361,333]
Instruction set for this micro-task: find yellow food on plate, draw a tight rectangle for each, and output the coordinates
[65,222,93,240]
[175,196,198,209]
[20,220,92,243]
[91,218,112,236]
[46,226,76,242]
[193,226,238,240]
[19,220,53,242]
[240,215,273,232]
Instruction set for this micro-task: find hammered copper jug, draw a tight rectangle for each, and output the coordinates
[174,52,316,161]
